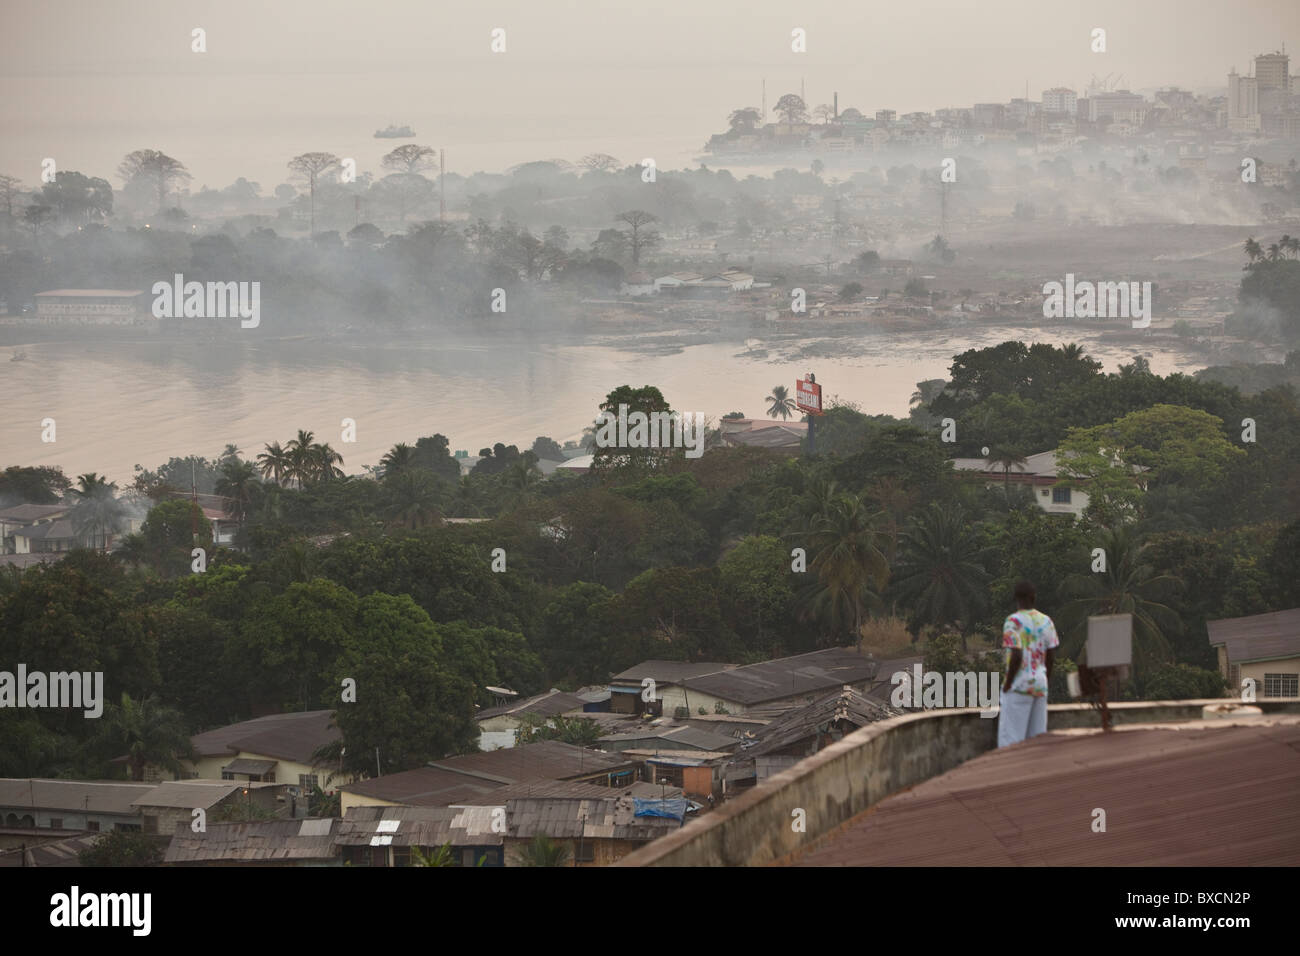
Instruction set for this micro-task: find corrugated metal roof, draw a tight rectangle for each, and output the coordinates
[164,818,340,863]
[1207,608,1300,663]
[475,689,589,721]
[0,778,154,815]
[610,660,736,684]
[134,781,277,810]
[339,766,506,807]
[0,832,104,867]
[742,685,902,758]
[680,647,881,706]
[337,805,502,847]
[429,740,631,782]
[506,793,684,841]
[789,721,1300,866]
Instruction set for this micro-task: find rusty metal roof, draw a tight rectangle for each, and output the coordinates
[788,721,1300,866]
[164,818,340,863]
[337,805,503,847]
[742,685,902,758]
[506,793,684,842]
[339,766,507,807]
[476,689,589,721]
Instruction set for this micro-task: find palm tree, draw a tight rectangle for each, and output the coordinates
[451,475,482,518]
[765,384,797,421]
[256,441,292,487]
[1243,237,1262,267]
[311,442,345,482]
[890,502,992,647]
[95,693,195,781]
[214,459,260,529]
[411,844,457,867]
[798,491,891,649]
[1056,525,1182,680]
[985,445,1029,502]
[514,835,571,867]
[285,430,316,487]
[384,469,441,530]
[379,443,417,478]
[69,472,126,551]
[503,456,543,497]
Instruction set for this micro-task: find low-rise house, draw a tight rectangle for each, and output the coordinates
[32,289,149,325]
[505,790,685,866]
[623,751,730,802]
[1208,608,1300,699]
[132,780,288,835]
[10,517,79,554]
[163,818,340,866]
[339,740,641,814]
[718,417,808,453]
[619,271,657,296]
[727,685,903,785]
[660,646,883,717]
[596,725,741,756]
[947,449,1090,517]
[476,689,591,750]
[0,504,69,554]
[608,660,736,716]
[0,779,153,833]
[178,710,342,808]
[336,805,504,867]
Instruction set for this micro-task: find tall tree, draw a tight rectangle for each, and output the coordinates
[69,473,126,551]
[765,384,797,421]
[286,152,341,235]
[890,502,992,645]
[117,149,192,212]
[614,210,660,266]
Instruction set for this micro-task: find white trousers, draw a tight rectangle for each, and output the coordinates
[997,690,1048,748]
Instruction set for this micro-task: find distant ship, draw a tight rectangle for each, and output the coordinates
[10,350,27,361]
[374,124,416,139]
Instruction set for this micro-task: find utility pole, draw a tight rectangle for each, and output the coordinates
[439,149,446,222]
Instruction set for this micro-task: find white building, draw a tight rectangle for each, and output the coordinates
[947,449,1090,518]
[1042,87,1078,115]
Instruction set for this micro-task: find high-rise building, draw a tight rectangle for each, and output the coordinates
[1087,90,1146,123]
[1228,69,1259,119]
[1255,51,1290,91]
[1042,87,1077,115]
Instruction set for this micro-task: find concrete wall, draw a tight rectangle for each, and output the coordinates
[614,699,1300,867]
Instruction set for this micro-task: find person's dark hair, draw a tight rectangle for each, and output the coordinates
[1013,580,1036,606]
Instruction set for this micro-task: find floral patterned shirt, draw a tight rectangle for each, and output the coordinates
[1002,608,1060,697]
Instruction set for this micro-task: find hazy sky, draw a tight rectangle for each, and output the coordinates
[3,0,1299,190]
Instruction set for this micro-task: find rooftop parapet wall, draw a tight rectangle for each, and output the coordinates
[615,699,1300,867]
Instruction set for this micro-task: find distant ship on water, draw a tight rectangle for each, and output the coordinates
[374,124,416,139]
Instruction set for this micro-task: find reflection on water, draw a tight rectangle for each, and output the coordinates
[2,324,1210,484]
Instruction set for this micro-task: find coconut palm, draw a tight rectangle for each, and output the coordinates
[285,430,316,487]
[69,472,127,551]
[985,444,1029,503]
[798,491,891,649]
[765,384,797,421]
[1056,525,1183,680]
[1243,237,1262,266]
[94,692,195,782]
[890,502,992,647]
[256,441,292,487]
[214,459,260,528]
[384,469,442,530]
[379,442,417,478]
[503,456,543,497]
[311,442,345,482]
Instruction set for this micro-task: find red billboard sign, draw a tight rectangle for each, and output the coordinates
[795,378,823,415]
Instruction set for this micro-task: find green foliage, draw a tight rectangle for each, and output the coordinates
[1141,663,1227,701]
[514,834,571,867]
[78,829,165,867]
